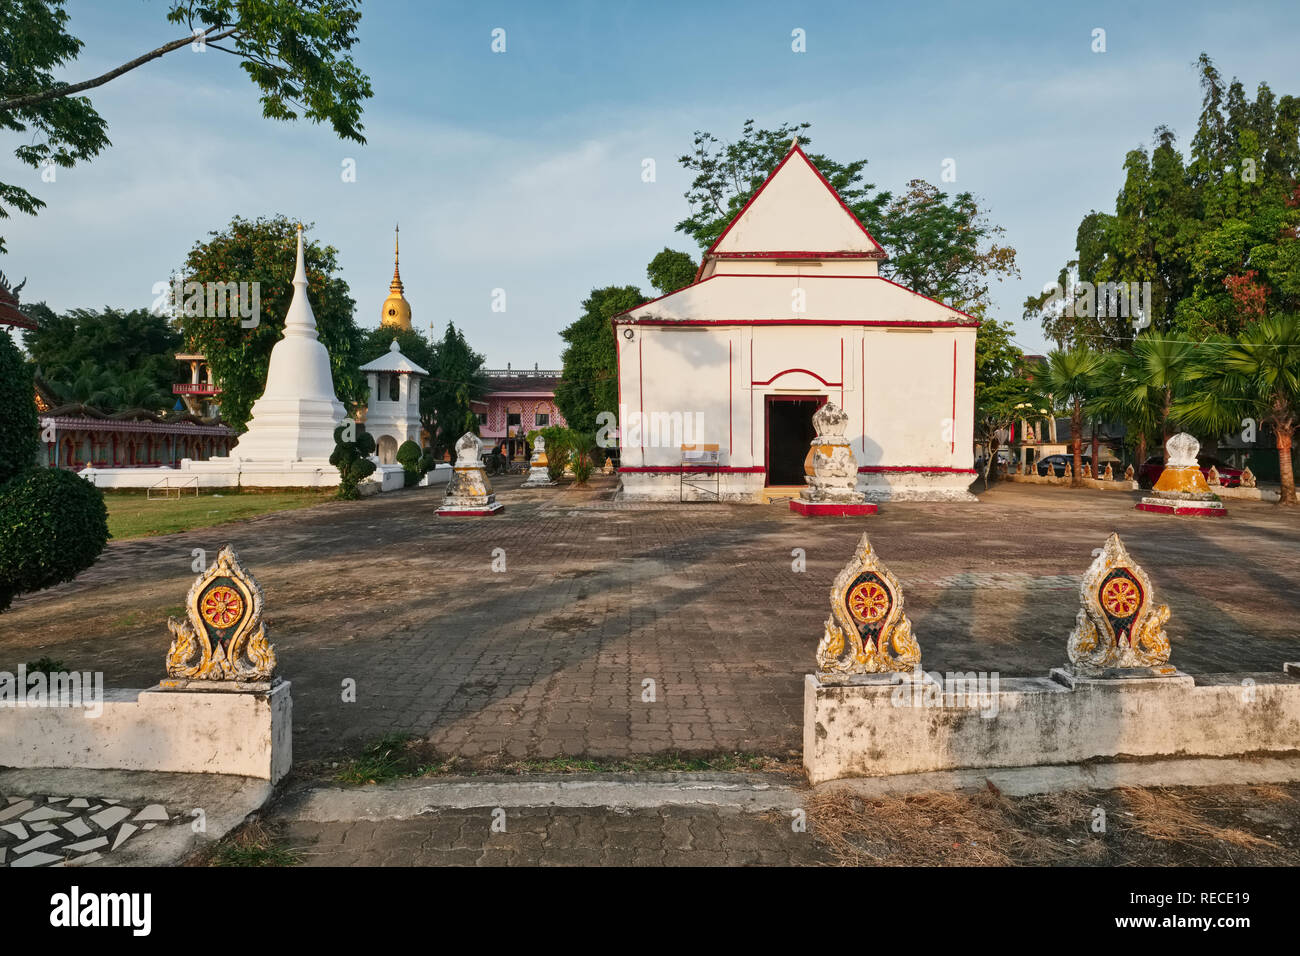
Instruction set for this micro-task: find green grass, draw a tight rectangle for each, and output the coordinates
[201,822,301,867]
[334,733,452,784]
[105,489,335,540]
[332,736,790,784]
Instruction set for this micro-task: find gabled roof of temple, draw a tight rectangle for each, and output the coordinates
[0,271,37,330]
[359,338,429,375]
[704,142,887,261]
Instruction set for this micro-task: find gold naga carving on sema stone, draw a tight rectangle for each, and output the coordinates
[816,533,921,674]
[166,545,277,681]
[1067,532,1171,670]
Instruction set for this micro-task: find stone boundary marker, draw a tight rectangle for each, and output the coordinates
[1,546,291,783]
[804,531,1300,784]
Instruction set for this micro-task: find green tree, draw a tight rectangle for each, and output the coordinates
[178,215,364,431]
[1041,348,1107,487]
[0,0,372,253]
[0,332,108,612]
[555,285,643,435]
[0,332,39,484]
[646,248,698,295]
[1097,336,1196,466]
[1029,55,1300,346]
[1178,315,1300,504]
[424,322,485,459]
[875,180,1019,316]
[24,305,181,399]
[972,318,1038,489]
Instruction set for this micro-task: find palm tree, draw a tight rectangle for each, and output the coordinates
[1042,347,1107,487]
[1093,336,1195,470]
[1178,315,1300,505]
[105,370,171,414]
[49,361,118,411]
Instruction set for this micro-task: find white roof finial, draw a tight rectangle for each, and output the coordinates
[791,135,800,148]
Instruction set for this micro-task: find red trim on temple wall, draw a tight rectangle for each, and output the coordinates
[858,465,977,474]
[751,368,842,387]
[619,466,766,474]
[951,340,957,454]
[860,336,866,457]
[624,318,975,329]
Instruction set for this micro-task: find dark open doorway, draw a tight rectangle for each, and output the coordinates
[765,395,825,486]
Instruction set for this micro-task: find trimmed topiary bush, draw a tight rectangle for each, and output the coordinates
[396,439,423,487]
[329,422,377,499]
[0,468,110,612]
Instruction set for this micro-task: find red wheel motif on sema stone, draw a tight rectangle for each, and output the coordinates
[202,586,243,628]
[1100,578,1141,617]
[848,580,890,623]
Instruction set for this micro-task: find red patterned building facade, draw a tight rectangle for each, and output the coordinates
[472,366,567,459]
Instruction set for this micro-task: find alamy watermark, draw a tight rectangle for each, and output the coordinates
[0,665,104,718]
[1041,279,1152,329]
[150,277,260,327]
[891,668,1000,718]
[596,406,705,448]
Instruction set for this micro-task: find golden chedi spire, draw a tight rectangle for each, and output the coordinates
[380,223,412,331]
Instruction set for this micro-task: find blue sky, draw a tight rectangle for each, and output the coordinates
[6,0,1300,365]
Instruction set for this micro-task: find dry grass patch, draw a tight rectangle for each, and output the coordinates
[1115,786,1278,850]
[806,786,1030,866]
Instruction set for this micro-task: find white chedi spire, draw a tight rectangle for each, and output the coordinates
[223,222,346,461]
[284,222,319,339]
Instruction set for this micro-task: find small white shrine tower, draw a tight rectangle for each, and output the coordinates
[360,340,428,464]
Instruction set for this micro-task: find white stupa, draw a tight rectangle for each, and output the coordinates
[82,225,405,490]
[220,224,347,462]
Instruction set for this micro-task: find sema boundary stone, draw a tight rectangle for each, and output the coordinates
[437,432,504,516]
[0,682,291,782]
[791,402,878,517]
[803,666,1300,783]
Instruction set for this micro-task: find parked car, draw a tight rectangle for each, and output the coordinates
[1036,453,1093,477]
[1137,454,1242,489]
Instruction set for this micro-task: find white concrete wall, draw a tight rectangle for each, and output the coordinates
[803,669,1300,784]
[0,683,292,782]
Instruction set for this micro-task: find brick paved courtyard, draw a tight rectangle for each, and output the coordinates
[4,477,1299,764]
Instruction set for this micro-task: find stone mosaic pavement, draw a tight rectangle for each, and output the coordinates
[0,794,175,867]
[4,477,1299,765]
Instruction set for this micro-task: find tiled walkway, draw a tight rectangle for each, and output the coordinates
[0,794,175,867]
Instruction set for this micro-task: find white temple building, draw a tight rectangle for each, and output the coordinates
[360,340,428,464]
[613,142,978,503]
[84,226,402,491]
